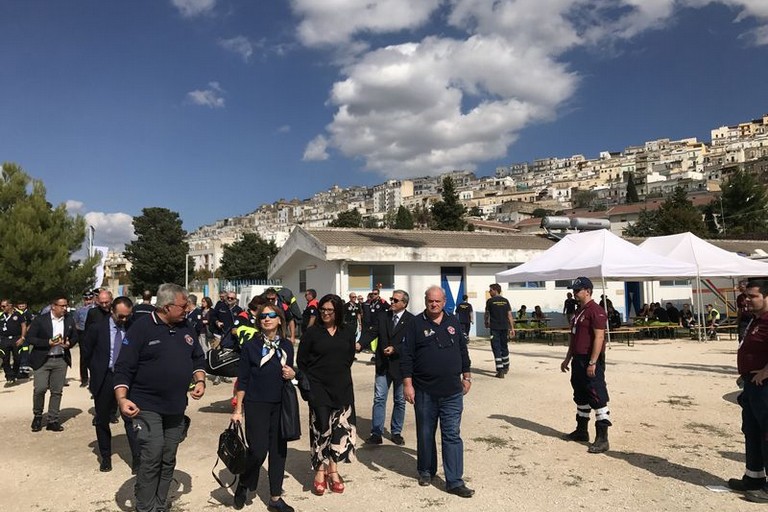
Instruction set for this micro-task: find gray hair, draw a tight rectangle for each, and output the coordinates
[155,283,187,308]
[393,289,410,304]
[424,285,445,300]
[188,293,198,306]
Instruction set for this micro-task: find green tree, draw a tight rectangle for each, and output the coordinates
[467,206,483,217]
[719,171,768,236]
[622,187,707,237]
[532,208,554,218]
[431,177,467,231]
[362,216,380,228]
[572,189,597,209]
[329,208,362,228]
[413,203,433,229]
[219,233,278,280]
[393,205,414,229]
[0,162,98,307]
[124,207,188,294]
[625,173,640,203]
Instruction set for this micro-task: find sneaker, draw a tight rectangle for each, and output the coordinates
[365,434,383,445]
[267,498,295,512]
[391,434,405,445]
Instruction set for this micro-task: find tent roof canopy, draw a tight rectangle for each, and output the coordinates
[639,232,768,278]
[495,229,698,283]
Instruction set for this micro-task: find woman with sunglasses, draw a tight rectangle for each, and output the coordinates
[297,293,357,495]
[231,304,296,512]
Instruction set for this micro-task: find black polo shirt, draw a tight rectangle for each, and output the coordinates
[485,295,512,330]
[455,301,473,324]
[0,311,25,338]
[344,301,360,326]
[113,312,205,415]
[401,311,471,397]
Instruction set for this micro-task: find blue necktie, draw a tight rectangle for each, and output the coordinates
[110,328,124,369]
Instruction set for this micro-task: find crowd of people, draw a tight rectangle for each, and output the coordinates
[6,275,768,508]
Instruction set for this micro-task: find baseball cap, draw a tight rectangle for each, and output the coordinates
[568,277,594,291]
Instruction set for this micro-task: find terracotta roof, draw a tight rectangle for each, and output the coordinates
[305,227,554,251]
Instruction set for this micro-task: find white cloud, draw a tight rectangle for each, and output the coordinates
[294,0,768,177]
[277,125,291,134]
[171,0,217,17]
[219,36,254,62]
[303,135,330,161]
[84,211,136,252]
[291,0,441,47]
[65,200,84,213]
[186,81,226,108]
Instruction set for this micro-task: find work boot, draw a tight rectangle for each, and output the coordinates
[728,475,766,492]
[563,415,590,442]
[588,422,610,453]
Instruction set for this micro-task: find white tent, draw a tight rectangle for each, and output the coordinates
[640,232,768,341]
[639,232,768,277]
[495,229,698,283]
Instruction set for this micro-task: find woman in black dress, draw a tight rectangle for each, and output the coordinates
[231,303,296,511]
[297,293,356,495]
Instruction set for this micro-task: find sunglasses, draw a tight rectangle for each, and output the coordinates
[390,298,402,303]
[259,312,278,319]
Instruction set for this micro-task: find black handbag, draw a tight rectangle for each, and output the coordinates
[206,347,240,377]
[280,380,301,442]
[212,421,248,488]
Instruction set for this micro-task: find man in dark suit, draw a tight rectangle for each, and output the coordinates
[82,296,139,473]
[27,294,77,432]
[364,289,413,446]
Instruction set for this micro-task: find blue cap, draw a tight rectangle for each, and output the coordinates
[569,277,594,291]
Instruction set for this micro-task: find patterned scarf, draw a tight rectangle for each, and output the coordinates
[260,335,286,367]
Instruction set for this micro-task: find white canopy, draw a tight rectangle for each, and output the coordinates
[639,232,768,277]
[495,229,698,283]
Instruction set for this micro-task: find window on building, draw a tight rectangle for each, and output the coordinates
[299,269,307,293]
[348,264,395,290]
[554,280,573,289]
[660,279,690,287]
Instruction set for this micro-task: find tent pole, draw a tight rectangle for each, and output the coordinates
[602,276,611,348]
[697,274,704,342]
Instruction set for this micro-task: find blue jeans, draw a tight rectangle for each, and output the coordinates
[490,329,510,371]
[371,373,405,436]
[414,389,464,489]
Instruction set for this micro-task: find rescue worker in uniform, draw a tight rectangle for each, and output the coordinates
[484,284,515,378]
[1,299,27,386]
[560,277,612,454]
[728,278,768,501]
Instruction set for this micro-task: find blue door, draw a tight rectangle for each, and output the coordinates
[441,267,466,314]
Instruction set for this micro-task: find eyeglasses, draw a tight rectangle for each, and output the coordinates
[167,302,188,310]
[319,308,335,314]
[390,298,402,303]
[266,296,277,302]
[227,297,237,301]
[259,312,278,319]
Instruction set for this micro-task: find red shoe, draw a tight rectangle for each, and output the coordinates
[327,471,345,494]
[312,470,327,496]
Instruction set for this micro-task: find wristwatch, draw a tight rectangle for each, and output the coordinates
[462,376,473,382]
[587,361,596,366]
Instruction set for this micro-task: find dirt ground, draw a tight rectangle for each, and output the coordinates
[1,335,758,511]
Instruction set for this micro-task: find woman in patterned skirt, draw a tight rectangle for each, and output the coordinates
[297,293,357,495]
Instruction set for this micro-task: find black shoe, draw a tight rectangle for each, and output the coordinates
[63,380,70,387]
[447,484,475,498]
[495,371,505,379]
[99,458,112,472]
[728,476,766,492]
[267,498,295,512]
[4,379,15,388]
[92,417,98,426]
[110,414,120,424]
[418,474,432,486]
[391,434,405,446]
[80,380,89,388]
[31,416,43,432]
[746,488,768,503]
[366,434,383,445]
[233,483,247,510]
[502,367,509,374]
[46,421,64,432]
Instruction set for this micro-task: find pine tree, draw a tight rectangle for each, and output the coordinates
[625,173,640,203]
[719,171,768,236]
[431,177,467,231]
[0,162,98,308]
[124,207,188,294]
[393,205,414,229]
[219,233,278,280]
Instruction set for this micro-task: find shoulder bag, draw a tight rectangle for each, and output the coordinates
[212,420,248,488]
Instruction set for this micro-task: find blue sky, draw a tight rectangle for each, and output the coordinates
[1,0,767,250]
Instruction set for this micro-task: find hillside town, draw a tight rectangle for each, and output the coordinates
[177,113,768,274]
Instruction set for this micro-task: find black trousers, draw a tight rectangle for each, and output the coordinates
[0,337,20,379]
[76,329,89,382]
[241,401,287,497]
[94,371,139,461]
[570,354,610,411]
